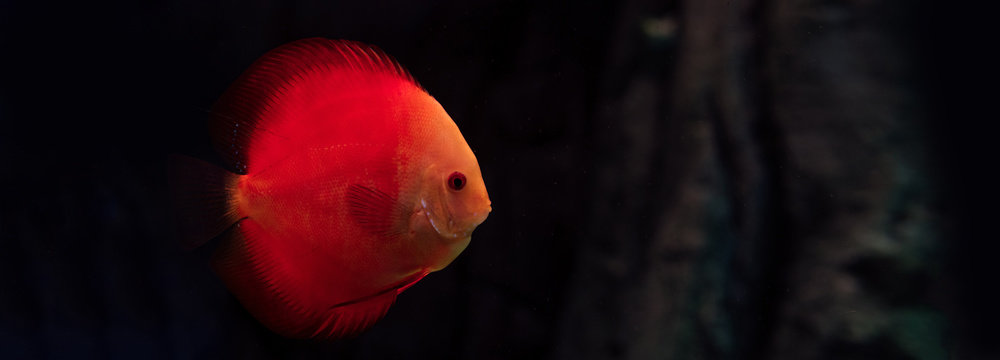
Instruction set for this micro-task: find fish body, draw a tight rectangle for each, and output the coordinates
[172,38,491,339]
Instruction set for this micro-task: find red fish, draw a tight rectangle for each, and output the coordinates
[171,38,491,339]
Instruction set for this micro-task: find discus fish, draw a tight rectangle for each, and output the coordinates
[171,38,491,339]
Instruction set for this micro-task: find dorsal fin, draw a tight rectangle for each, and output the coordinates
[209,38,421,174]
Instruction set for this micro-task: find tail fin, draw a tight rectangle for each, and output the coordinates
[168,154,241,250]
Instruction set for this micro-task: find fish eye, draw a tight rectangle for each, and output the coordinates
[447,172,467,191]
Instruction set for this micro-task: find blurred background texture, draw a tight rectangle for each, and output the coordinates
[0,0,992,359]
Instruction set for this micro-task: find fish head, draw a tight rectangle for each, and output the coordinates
[418,155,491,240]
[403,91,491,270]
[412,129,491,269]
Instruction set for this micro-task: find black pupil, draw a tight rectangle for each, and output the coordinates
[449,173,466,190]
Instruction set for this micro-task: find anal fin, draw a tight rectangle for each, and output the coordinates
[211,218,402,339]
[308,271,429,339]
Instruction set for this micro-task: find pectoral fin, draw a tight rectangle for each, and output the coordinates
[346,184,406,238]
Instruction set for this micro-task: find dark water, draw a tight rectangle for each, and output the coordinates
[0,0,993,359]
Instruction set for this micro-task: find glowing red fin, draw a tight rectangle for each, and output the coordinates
[306,271,429,338]
[209,37,420,174]
[167,154,240,250]
[394,271,429,293]
[346,184,405,237]
[310,290,398,339]
[211,219,399,339]
[212,219,314,338]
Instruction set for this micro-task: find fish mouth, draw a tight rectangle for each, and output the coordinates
[421,199,490,240]
[469,204,491,228]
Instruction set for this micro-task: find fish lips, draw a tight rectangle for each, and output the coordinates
[421,198,491,240]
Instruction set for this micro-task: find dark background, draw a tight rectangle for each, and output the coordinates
[0,0,994,359]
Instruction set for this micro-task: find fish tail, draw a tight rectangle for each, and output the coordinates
[168,154,241,250]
